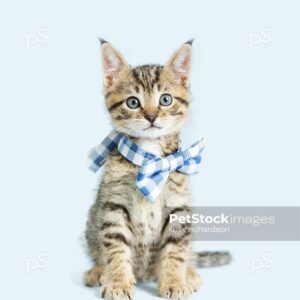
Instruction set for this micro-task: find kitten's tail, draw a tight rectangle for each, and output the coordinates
[195,251,232,268]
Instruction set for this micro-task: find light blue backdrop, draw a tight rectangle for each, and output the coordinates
[0,0,299,299]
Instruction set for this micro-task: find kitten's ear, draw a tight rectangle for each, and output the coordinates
[100,40,130,87]
[164,40,193,87]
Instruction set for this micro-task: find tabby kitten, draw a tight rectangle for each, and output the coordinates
[84,40,230,300]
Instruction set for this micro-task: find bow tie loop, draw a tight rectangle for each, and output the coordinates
[138,140,203,176]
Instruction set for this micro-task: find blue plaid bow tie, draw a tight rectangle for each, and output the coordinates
[87,130,204,202]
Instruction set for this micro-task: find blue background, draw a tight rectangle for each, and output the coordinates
[0,0,299,299]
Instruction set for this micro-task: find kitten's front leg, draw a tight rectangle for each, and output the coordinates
[100,201,136,300]
[157,207,201,299]
[157,241,194,299]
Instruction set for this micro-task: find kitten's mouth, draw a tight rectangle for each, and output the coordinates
[143,124,162,130]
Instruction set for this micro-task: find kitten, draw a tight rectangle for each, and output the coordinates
[84,40,230,300]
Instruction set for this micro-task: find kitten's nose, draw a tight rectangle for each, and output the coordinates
[144,113,156,123]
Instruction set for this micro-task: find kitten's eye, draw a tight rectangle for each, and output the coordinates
[126,97,140,109]
[159,94,173,106]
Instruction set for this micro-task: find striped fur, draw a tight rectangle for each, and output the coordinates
[84,41,230,300]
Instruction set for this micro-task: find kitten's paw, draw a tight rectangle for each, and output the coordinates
[186,267,203,291]
[101,282,135,300]
[159,280,194,300]
[83,266,103,287]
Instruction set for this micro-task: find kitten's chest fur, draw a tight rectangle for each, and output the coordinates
[112,137,187,243]
[105,136,185,245]
[136,137,164,156]
[129,138,164,244]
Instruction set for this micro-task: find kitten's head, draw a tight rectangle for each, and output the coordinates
[101,40,193,138]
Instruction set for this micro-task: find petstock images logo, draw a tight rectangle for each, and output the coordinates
[166,207,300,241]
